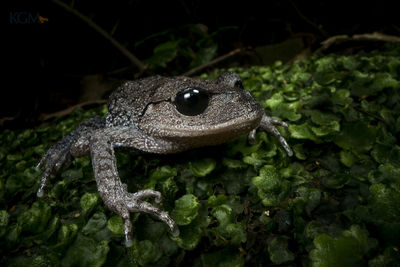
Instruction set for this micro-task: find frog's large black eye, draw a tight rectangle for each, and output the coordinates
[173,88,209,116]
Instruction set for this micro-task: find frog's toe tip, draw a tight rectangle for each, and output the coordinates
[171,227,180,237]
[36,190,44,198]
[125,239,133,247]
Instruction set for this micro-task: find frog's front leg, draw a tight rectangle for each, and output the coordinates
[248,114,293,156]
[89,128,180,247]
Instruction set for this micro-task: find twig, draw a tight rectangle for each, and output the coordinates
[288,0,328,37]
[0,117,15,127]
[183,48,243,76]
[39,99,107,121]
[316,32,400,53]
[352,32,400,42]
[50,0,146,71]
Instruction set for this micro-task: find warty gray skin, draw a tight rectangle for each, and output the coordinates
[36,72,293,247]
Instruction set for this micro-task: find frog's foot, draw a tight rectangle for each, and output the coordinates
[117,189,179,247]
[259,115,293,156]
[247,129,257,144]
[36,143,72,197]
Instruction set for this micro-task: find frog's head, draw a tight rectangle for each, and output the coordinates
[139,72,264,146]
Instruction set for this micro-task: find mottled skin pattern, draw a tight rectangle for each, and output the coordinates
[36,72,293,247]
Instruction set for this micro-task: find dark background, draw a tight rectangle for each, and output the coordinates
[4,0,399,128]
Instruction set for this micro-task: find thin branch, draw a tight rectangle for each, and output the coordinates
[39,99,107,121]
[50,0,146,71]
[352,32,400,42]
[316,32,400,53]
[289,0,328,37]
[183,48,243,76]
[110,19,120,37]
[0,117,14,128]
[288,0,328,37]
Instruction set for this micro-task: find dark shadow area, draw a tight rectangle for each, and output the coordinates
[4,0,399,128]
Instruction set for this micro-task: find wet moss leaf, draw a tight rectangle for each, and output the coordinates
[107,215,124,236]
[189,158,216,177]
[57,223,78,246]
[293,187,321,215]
[0,210,10,238]
[17,201,51,234]
[310,225,377,267]
[268,236,295,264]
[201,248,244,267]
[82,212,107,236]
[211,204,246,245]
[252,165,290,206]
[149,165,177,181]
[171,194,200,225]
[80,192,99,216]
[289,123,320,142]
[133,239,163,266]
[334,122,376,152]
[61,234,109,267]
[146,40,180,68]
[340,150,356,167]
[321,173,350,189]
[170,224,202,250]
[350,72,398,97]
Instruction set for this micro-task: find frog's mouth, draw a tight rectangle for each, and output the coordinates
[151,109,263,144]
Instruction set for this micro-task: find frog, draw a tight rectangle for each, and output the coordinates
[36,72,293,247]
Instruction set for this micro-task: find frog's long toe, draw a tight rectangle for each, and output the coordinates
[247,129,257,144]
[260,115,293,156]
[36,145,73,197]
[130,189,162,203]
[126,193,179,237]
[122,212,133,247]
[269,117,289,129]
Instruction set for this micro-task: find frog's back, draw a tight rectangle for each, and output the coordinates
[106,76,167,127]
